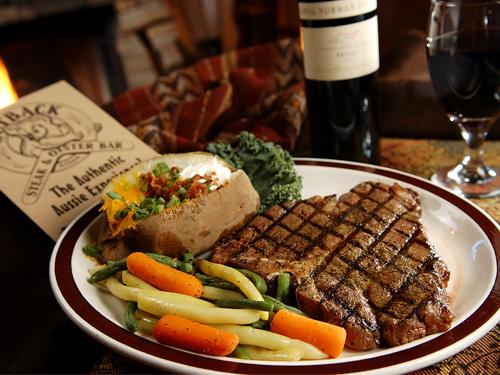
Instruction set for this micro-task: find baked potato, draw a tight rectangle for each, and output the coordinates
[97,152,260,260]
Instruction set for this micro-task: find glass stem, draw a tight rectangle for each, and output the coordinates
[453,117,495,183]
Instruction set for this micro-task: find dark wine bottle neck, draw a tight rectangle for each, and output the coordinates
[300,9,377,28]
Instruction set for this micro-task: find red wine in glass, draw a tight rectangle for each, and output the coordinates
[426,0,500,198]
[427,30,500,121]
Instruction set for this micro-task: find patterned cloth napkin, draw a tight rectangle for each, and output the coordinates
[103,39,305,153]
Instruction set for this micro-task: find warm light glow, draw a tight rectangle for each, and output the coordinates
[299,28,304,52]
[0,57,17,109]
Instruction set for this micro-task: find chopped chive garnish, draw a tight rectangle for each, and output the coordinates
[140,197,152,209]
[167,195,181,208]
[157,162,169,175]
[177,187,187,198]
[139,180,148,192]
[132,207,150,220]
[106,191,123,200]
[114,206,130,220]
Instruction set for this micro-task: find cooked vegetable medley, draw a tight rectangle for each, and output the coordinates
[85,247,346,361]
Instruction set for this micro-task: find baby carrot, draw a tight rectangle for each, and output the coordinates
[127,252,203,298]
[270,309,346,358]
[153,314,239,356]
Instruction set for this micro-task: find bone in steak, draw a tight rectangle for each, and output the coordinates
[211,182,454,350]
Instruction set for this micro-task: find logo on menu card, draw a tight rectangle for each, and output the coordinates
[0,103,133,204]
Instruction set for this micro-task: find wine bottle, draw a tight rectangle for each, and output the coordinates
[299,0,380,164]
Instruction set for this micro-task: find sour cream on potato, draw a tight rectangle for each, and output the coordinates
[179,158,232,189]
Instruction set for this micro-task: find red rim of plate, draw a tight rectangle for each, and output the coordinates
[52,159,500,374]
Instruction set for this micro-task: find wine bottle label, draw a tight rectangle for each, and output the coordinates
[299,0,377,20]
[301,15,379,80]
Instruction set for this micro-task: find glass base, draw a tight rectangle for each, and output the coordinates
[431,166,500,198]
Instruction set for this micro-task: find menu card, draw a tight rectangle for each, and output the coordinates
[0,81,159,239]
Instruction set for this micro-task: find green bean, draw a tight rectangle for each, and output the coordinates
[250,319,269,330]
[240,345,304,361]
[181,252,195,264]
[179,262,194,273]
[145,253,193,274]
[136,315,157,334]
[276,272,291,304]
[238,269,267,294]
[202,286,245,301]
[214,299,274,312]
[195,273,240,291]
[124,301,139,332]
[262,295,306,316]
[145,252,179,267]
[231,345,250,359]
[87,259,127,283]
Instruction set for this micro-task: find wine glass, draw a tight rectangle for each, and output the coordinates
[426,0,500,198]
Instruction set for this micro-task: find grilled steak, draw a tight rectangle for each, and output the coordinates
[211,181,454,350]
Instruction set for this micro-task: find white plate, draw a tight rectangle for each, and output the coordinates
[50,159,500,374]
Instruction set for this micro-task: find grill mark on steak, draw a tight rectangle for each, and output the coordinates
[211,182,454,350]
